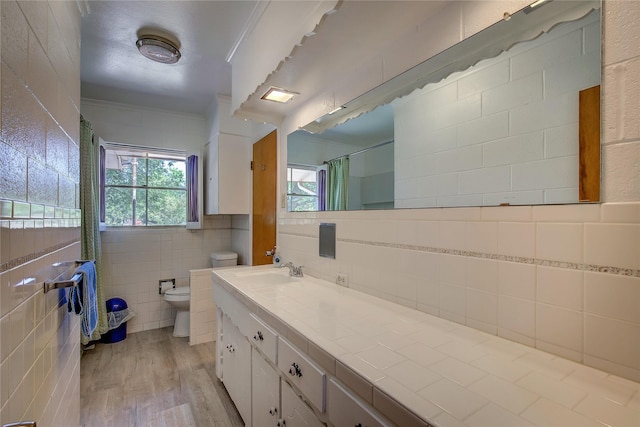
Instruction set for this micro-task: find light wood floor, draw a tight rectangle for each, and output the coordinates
[80,327,244,427]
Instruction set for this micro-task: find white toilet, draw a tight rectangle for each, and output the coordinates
[210,251,238,268]
[164,287,190,337]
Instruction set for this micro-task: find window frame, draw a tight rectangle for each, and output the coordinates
[287,163,321,212]
[101,143,189,228]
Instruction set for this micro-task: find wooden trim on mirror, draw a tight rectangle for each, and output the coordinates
[579,85,601,202]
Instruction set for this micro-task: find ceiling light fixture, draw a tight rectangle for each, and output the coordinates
[136,35,181,64]
[261,87,299,103]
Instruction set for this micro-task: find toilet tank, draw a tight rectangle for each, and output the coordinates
[210,251,238,267]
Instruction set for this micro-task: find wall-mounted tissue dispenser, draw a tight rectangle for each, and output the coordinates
[159,278,176,294]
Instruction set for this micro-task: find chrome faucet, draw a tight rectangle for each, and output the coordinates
[282,262,303,277]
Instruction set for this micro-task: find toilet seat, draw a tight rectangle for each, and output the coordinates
[165,286,190,297]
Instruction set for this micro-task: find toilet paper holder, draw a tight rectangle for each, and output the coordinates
[159,278,175,294]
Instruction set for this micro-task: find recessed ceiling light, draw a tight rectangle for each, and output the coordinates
[261,87,299,103]
[136,35,181,64]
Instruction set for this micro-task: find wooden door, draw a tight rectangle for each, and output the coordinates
[252,130,277,265]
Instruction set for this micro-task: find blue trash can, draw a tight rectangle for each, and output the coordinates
[102,297,128,343]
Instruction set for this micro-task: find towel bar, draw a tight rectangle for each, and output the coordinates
[43,260,94,294]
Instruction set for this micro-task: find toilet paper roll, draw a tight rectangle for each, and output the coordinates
[160,281,174,294]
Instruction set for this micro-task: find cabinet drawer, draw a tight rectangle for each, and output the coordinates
[249,313,278,363]
[328,379,390,427]
[277,338,326,412]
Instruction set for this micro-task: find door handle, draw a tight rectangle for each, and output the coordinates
[3,422,37,427]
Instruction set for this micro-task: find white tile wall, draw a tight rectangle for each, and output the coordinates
[189,268,217,345]
[101,217,233,333]
[0,0,82,425]
[279,202,640,382]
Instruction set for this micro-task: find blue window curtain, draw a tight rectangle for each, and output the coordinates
[99,145,105,225]
[187,154,198,222]
[186,152,202,229]
[318,169,327,211]
[327,157,349,211]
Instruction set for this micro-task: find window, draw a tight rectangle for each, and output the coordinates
[287,164,320,211]
[102,145,187,226]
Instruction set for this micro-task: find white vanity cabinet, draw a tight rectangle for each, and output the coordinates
[277,338,326,413]
[205,133,251,214]
[252,349,281,426]
[328,379,389,427]
[221,313,252,426]
[214,278,389,427]
[280,380,325,427]
[249,313,278,363]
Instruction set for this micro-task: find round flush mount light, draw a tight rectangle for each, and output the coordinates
[136,35,181,64]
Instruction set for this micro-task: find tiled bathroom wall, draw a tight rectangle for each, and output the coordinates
[279,202,640,381]
[0,1,82,425]
[101,216,233,333]
[189,268,217,345]
[279,0,640,383]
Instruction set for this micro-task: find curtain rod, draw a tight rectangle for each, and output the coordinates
[324,139,394,164]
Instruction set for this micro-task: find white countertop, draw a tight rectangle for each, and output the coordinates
[213,265,640,427]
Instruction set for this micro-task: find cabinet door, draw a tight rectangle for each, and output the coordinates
[280,380,324,427]
[215,307,223,380]
[328,379,389,427]
[205,134,251,215]
[222,314,252,426]
[252,349,280,426]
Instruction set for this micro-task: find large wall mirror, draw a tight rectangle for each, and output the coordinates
[287,0,601,212]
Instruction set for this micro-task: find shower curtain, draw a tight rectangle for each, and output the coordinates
[80,117,108,344]
[327,157,349,210]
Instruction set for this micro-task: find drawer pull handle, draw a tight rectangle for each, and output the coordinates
[288,362,303,378]
[253,331,264,341]
[269,407,278,415]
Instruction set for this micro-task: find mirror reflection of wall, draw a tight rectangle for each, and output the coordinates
[287,3,600,212]
[393,10,600,208]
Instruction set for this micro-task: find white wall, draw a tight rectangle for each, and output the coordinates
[81,99,209,153]
[278,0,640,383]
[394,11,600,208]
[0,1,82,425]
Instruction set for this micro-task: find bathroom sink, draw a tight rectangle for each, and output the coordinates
[234,270,299,286]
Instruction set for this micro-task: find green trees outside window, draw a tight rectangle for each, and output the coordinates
[104,149,186,226]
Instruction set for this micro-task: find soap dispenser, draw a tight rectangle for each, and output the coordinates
[271,246,282,267]
[273,252,282,267]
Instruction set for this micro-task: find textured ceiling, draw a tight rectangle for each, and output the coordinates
[80,0,259,115]
[80,1,446,119]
